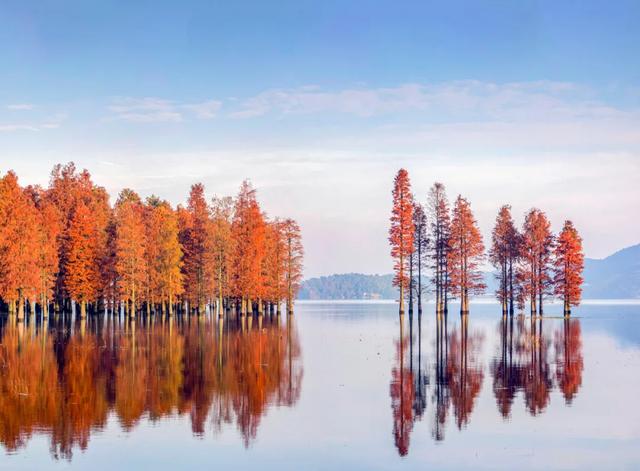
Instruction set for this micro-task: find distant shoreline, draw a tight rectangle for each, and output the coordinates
[296,298,640,305]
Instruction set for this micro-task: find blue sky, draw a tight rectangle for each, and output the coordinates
[1,1,639,276]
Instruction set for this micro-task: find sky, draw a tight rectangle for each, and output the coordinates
[1,0,639,277]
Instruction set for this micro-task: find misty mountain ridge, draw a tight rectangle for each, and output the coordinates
[299,244,640,300]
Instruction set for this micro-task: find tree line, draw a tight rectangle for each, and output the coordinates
[389,168,585,316]
[0,163,304,320]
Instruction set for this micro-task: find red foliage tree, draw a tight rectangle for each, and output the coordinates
[211,196,234,316]
[519,209,554,315]
[282,218,303,314]
[553,220,584,315]
[489,205,520,316]
[263,219,286,312]
[181,184,214,314]
[230,181,266,314]
[45,163,110,313]
[145,198,183,316]
[114,190,148,316]
[389,169,414,315]
[34,196,62,317]
[0,172,40,318]
[412,203,428,315]
[448,196,485,314]
[65,201,101,318]
[428,183,451,315]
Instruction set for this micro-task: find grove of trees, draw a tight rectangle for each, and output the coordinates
[0,163,304,319]
[389,169,584,316]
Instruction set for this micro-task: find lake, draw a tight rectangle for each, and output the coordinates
[1,301,639,470]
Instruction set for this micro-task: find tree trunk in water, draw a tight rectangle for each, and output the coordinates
[530,278,536,316]
[80,300,87,319]
[17,290,24,321]
[130,299,136,319]
[508,258,514,316]
[538,290,543,316]
[408,254,414,316]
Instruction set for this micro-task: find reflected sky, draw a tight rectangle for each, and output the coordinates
[1,302,639,470]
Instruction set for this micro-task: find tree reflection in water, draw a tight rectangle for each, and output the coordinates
[392,312,585,456]
[0,313,302,459]
[491,315,583,419]
[390,315,414,456]
[555,318,583,404]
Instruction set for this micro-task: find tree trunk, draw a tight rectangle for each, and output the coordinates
[408,253,414,316]
[508,258,514,316]
[417,242,422,315]
[17,289,24,321]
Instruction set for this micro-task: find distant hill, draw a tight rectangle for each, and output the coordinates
[298,273,396,300]
[299,244,640,300]
[582,244,640,299]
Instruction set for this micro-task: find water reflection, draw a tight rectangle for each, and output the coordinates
[390,315,414,456]
[391,313,586,456]
[0,313,302,459]
[448,316,485,429]
[555,318,583,403]
[491,316,583,419]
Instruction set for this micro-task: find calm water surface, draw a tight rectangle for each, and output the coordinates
[1,301,639,470]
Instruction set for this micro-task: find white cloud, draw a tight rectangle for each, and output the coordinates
[182,99,222,119]
[108,97,183,123]
[7,103,35,111]
[228,80,630,123]
[0,124,40,132]
[108,97,222,122]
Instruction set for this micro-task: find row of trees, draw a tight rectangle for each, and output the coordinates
[389,169,584,316]
[0,163,304,319]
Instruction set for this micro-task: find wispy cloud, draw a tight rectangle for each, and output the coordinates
[7,103,35,111]
[0,124,40,132]
[0,111,66,132]
[227,80,614,121]
[108,97,222,122]
[108,97,183,123]
[182,99,221,119]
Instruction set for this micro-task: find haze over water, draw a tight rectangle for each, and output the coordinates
[1,302,639,470]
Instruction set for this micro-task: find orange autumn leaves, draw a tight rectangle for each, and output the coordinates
[389,169,585,315]
[0,163,304,317]
[389,170,486,315]
[389,169,414,314]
